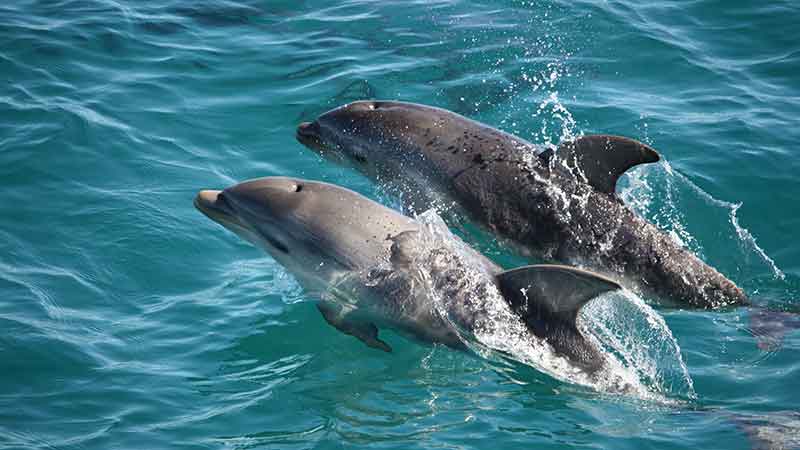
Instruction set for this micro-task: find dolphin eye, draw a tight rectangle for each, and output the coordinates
[294,184,303,192]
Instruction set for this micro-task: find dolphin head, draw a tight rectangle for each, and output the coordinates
[195,176,416,289]
[297,101,465,183]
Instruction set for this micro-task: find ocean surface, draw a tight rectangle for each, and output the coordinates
[2,0,799,448]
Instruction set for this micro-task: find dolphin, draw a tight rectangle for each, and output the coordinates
[194,176,624,374]
[296,100,748,309]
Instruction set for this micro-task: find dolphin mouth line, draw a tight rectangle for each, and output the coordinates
[296,122,369,166]
[194,190,291,254]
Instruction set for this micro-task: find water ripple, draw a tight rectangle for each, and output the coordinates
[1,0,798,448]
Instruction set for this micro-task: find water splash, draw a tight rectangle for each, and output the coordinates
[581,291,696,400]
[618,160,784,281]
[728,203,784,281]
[504,60,579,148]
[410,210,693,402]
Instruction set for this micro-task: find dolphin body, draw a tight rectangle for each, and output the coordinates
[195,176,623,374]
[297,101,748,309]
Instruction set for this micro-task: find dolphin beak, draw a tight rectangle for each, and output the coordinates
[196,189,220,204]
[296,121,323,150]
[195,189,221,211]
[297,121,318,137]
[194,189,238,226]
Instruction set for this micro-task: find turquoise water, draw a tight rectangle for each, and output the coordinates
[2,0,799,448]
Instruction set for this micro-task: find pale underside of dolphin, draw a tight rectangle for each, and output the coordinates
[296,100,748,309]
[194,176,623,374]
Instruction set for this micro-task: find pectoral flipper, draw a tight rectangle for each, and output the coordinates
[317,302,392,352]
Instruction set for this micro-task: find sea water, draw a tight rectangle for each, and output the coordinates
[1,1,799,449]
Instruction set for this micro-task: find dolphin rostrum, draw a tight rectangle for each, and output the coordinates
[296,100,748,309]
[195,176,623,374]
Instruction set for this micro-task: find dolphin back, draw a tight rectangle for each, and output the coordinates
[495,265,622,372]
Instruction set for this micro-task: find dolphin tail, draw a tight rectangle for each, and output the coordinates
[727,410,800,450]
[495,264,622,372]
[747,306,800,352]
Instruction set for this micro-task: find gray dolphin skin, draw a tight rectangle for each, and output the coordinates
[296,100,748,309]
[195,176,622,373]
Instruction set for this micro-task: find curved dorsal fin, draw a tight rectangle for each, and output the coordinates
[495,264,622,371]
[553,135,660,194]
[496,264,621,324]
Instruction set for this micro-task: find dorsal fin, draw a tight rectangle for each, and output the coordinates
[495,264,622,371]
[553,135,660,194]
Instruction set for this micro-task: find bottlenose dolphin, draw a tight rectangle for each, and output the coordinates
[296,101,748,309]
[194,176,623,373]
